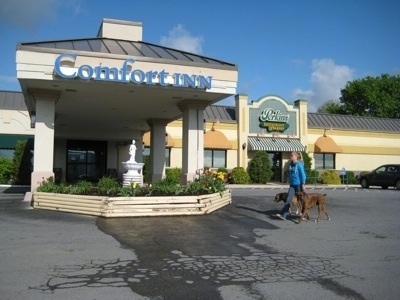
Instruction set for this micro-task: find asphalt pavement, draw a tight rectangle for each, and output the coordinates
[1,184,399,300]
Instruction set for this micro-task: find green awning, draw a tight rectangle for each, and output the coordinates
[0,135,34,149]
[248,137,305,152]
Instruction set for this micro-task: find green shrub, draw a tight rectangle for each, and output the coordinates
[230,167,250,184]
[35,172,227,197]
[119,182,143,197]
[151,178,183,196]
[217,167,228,174]
[306,169,319,184]
[0,157,14,184]
[142,155,151,183]
[165,168,182,184]
[69,180,93,195]
[301,151,312,171]
[13,140,33,185]
[97,176,120,196]
[340,170,356,184]
[320,170,341,184]
[248,151,273,183]
[185,172,226,195]
[37,177,65,193]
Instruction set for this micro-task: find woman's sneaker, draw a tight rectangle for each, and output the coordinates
[275,213,288,220]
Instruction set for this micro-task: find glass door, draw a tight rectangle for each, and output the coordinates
[66,140,107,182]
[268,152,282,182]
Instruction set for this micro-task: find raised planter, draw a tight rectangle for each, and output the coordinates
[32,190,232,217]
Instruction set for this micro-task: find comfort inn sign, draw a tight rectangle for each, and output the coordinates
[54,53,213,89]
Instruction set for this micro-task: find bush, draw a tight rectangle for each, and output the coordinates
[185,171,226,195]
[217,167,228,174]
[165,168,182,184]
[340,170,356,184]
[36,171,228,197]
[301,151,312,171]
[306,169,319,184]
[230,167,250,184]
[97,176,120,196]
[142,155,151,183]
[13,140,33,185]
[320,170,341,184]
[0,157,14,184]
[149,179,182,196]
[248,151,273,183]
[37,177,65,193]
[69,180,93,195]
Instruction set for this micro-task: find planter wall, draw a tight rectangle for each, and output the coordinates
[32,190,232,217]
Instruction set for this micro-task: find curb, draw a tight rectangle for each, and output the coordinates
[226,184,360,189]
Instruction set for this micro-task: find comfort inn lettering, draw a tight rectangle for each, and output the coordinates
[54,54,213,89]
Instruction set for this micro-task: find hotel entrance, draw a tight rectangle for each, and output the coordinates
[66,140,107,182]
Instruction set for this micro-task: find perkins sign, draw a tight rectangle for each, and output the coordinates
[259,108,290,132]
[54,54,213,89]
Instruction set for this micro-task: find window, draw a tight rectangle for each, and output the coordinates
[66,140,107,182]
[143,147,170,167]
[204,149,226,168]
[314,153,335,169]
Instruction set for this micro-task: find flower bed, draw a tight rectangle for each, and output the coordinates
[32,170,231,217]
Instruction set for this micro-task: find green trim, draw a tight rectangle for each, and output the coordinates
[0,135,34,149]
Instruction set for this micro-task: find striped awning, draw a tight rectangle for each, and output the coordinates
[247,137,305,152]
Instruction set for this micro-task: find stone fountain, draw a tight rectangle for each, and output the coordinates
[121,139,144,186]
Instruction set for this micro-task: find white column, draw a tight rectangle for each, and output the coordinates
[147,119,169,183]
[236,94,249,169]
[178,100,208,184]
[30,90,59,191]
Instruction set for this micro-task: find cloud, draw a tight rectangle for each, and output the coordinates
[0,0,81,29]
[291,59,305,66]
[239,75,265,95]
[160,24,203,54]
[293,59,354,112]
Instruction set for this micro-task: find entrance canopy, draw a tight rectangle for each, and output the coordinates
[16,19,238,135]
[247,137,305,152]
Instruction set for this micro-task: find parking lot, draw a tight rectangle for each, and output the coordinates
[0,186,399,299]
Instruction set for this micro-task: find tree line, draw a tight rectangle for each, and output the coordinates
[317,74,400,119]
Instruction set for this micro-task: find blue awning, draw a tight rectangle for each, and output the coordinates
[247,137,305,152]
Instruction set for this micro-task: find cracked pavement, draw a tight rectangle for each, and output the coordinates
[1,186,399,299]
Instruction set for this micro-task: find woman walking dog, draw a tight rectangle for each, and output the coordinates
[276,151,306,220]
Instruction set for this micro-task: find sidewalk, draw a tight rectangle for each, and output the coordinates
[226,183,360,189]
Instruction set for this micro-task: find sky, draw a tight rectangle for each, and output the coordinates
[0,0,399,111]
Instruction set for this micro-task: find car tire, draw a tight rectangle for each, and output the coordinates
[396,180,400,190]
[381,186,388,189]
[360,178,369,188]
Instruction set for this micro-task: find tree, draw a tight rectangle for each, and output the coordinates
[338,74,400,118]
[317,100,344,114]
[0,158,14,184]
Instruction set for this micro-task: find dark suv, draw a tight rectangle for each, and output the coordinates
[359,164,400,190]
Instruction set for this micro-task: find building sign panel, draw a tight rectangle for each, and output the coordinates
[259,108,290,132]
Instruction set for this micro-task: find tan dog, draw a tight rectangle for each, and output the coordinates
[274,192,302,216]
[296,191,330,223]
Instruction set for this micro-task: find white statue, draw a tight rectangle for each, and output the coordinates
[128,139,137,162]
